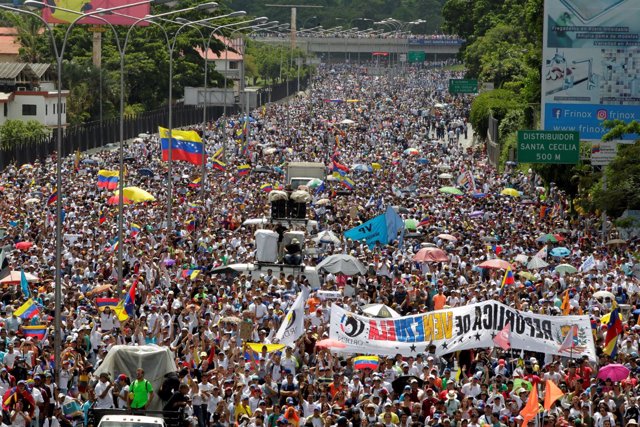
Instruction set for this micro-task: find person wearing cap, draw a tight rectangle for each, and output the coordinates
[94,372,114,409]
[115,374,130,409]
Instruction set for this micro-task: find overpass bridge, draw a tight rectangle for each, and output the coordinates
[251,36,463,63]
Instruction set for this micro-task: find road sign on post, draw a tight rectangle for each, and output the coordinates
[448,79,478,94]
[517,130,580,164]
[407,51,426,63]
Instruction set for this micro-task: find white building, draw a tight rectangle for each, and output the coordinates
[0,63,68,127]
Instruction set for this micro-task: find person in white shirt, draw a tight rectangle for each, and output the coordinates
[94,373,115,409]
[116,374,129,409]
[99,308,118,332]
[10,401,31,427]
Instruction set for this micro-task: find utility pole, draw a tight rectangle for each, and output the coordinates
[265,4,323,49]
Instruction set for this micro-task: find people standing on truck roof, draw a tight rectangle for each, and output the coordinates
[128,369,153,410]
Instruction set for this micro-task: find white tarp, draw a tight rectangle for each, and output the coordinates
[94,345,177,410]
[329,302,596,361]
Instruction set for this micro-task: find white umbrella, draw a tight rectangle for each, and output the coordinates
[438,173,453,179]
[317,254,367,275]
[264,147,277,155]
[24,198,40,204]
[527,256,549,270]
[312,230,341,245]
[339,119,355,125]
[361,304,401,318]
[593,290,615,300]
[514,254,529,264]
[242,218,268,226]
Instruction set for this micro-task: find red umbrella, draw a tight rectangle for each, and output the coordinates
[316,338,347,349]
[413,247,449,263]
[107,196,132,206]
[478,259,514,270]
[15,241,33,251]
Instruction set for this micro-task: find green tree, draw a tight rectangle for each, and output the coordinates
[0,119,50,149]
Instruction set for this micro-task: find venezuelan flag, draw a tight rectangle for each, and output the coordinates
[130,223,141,237]
[237,164,251,176]
[22,325,47,340]
[353,356,379,370]
[99,211,107,225]
[185,217,196,232]
[501,267,515,288]
[182,269,201,280]
[97,170,120,190]
[212,147,223,159]
[604,302,623,358]
[260,183,273,193]
[14,299,39,319]
[340,175,355,190]
[188,176,201,188]
[158,127,206,166]
[212,158,226,171]
[96,297,119,310]
[47,188,58,206]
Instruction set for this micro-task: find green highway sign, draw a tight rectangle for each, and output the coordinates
[517,130,580,164]
[407,51,426,63]
[448,79,478,94]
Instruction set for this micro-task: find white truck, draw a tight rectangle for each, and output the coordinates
[286,161,326,189]
[97,414,166,427]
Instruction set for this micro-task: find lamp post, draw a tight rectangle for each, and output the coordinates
[0,0,169,384]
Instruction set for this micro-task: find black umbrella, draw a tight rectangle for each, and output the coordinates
[391,375,424,395]
[138,168,154,177]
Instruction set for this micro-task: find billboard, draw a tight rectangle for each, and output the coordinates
[541,0,640,141]
[42,0,150,25]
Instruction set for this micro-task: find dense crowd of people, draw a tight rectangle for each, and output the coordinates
[0,62,637,427]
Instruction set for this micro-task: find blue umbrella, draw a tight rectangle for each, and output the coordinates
[238,116,257,123]
[138,168,154,177]
[632,309,640,316]
[273,166,285,175]
[550,247,571,257]
[352,164,373,173]
[471,193,487,198]
[417,158,429,164]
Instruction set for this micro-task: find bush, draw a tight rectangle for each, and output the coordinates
[0,119,51,149]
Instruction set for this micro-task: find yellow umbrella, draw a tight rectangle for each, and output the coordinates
[114,186,156,203]
[501,188,521,197]
[601,312,623,324]
[371,163,382,170]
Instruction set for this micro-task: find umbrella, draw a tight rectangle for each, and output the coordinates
[107,196,132,205]
[307,178,323,188]
[593,290,615,300]
[219,316,242,324]
[114,187,156,203]
[469,210,484,218]
[471,193,487,198]
[238,116,257,123]
[438,173,453,179]
[536,233,558,243]
[317,254,367,275]
[480,236,498,242]
[478,259,513,270]
[81,158,99,165]
[501,188,521,197]
[352,164,373,173]
[527,256,549,270]
[555,264,578,274]
[437,233,457,242]
[436,164,452,170]
[518,271,536,281]
[264,147,278,155]
[85,284,113,296]
[417,158,429,165]
[316,338,347,349]
[514,254,529,264]
[339,119,355,125]
[361,304,401,318]
[597,364,630,382]
[371,162,382,170]
[405,219,418,231]
[242,218,268,226]
[403,148,420,156]
[138,168,154,177]
[413,247,449,263]
[163,259,176,266]
[313,230,341,245]
[550,247,571,257]
[15,241,33,251]
[392,376,424,394]
[438,186,463,196]
[607,239,627,246]
[0,271,39,285]
[24,198,39,204]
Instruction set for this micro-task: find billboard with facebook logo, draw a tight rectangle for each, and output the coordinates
[541,0,640,141]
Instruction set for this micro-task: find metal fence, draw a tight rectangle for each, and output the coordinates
[0,76,309,170]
